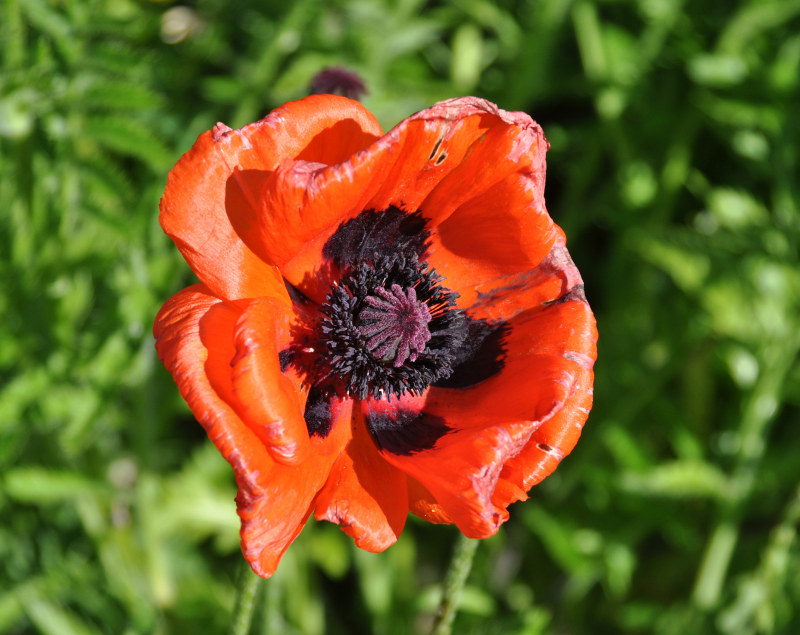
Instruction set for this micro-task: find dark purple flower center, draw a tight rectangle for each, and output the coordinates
[317,253,467,400]
[358,284,432,367]
[280,208,511,440]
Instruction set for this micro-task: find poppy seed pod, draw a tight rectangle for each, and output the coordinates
[154,95,597,578]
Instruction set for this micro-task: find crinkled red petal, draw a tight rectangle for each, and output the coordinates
[407,477,455,525]
[239,397,351,577]
[426,174,558,309]
[377,418,547,537]
[493,361,594,511]
[159,95,381,301]
[457,233,583,324]
[154,286,269,486]
[255,97,553,303]
[366,97,546,215]
[154,285,349,577]
[256,153,390,302]
[388,236,596,532]
[487,293,596,506]
[382,344,580,536]
[231,296,310,465]
[314,406,408,551]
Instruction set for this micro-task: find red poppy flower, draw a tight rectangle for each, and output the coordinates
[154,95,597,578]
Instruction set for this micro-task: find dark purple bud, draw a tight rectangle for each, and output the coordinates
[310,67,368,101]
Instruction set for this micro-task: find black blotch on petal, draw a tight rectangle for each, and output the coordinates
[304,386,334,438]
[550,283,587,305]
[278,349,293,373]
[365,408,449,456]
[322,207,428,270]
[428,134,445,161]
[284,279,313,307]
[433,319,509,389]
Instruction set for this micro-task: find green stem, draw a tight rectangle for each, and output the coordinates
[692,519,739,609]
[230,562,262,635]
[692,340,799,609]
[430,534,479,635]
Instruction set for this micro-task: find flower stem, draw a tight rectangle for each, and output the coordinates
[230,562,262,635]
[692,339,799,610]
[430,533,479,635]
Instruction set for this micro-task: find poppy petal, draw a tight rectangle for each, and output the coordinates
[425,284,596,416]
[493,361,594,511]
[267,94,383,165]
[239,397,351,577]
[230,296,310,465]
[154,285,271,486]
[154,285,349,577]
[358,360,574,538]
[361,392,449,456]
[372,290,595,536]
[425,175,558,309]
[314,407,408,551]
[462,297,596,512]
[160,95,381,300]
[495,298,596,503]
[460,234,584,324]
[257,98,551,302]
[256,154,390,302]
[407,477,455,525]
[408,101,555,308]
[365,97,538,214]
[375,417,547,537]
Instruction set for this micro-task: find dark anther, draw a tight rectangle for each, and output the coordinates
[288,208,511,402]
[319,253,467,400]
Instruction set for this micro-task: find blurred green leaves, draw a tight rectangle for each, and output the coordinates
[2,0,800,633]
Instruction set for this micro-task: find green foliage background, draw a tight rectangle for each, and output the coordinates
[2,0,799,633]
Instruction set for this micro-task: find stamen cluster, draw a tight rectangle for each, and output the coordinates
[319,253,466,400]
